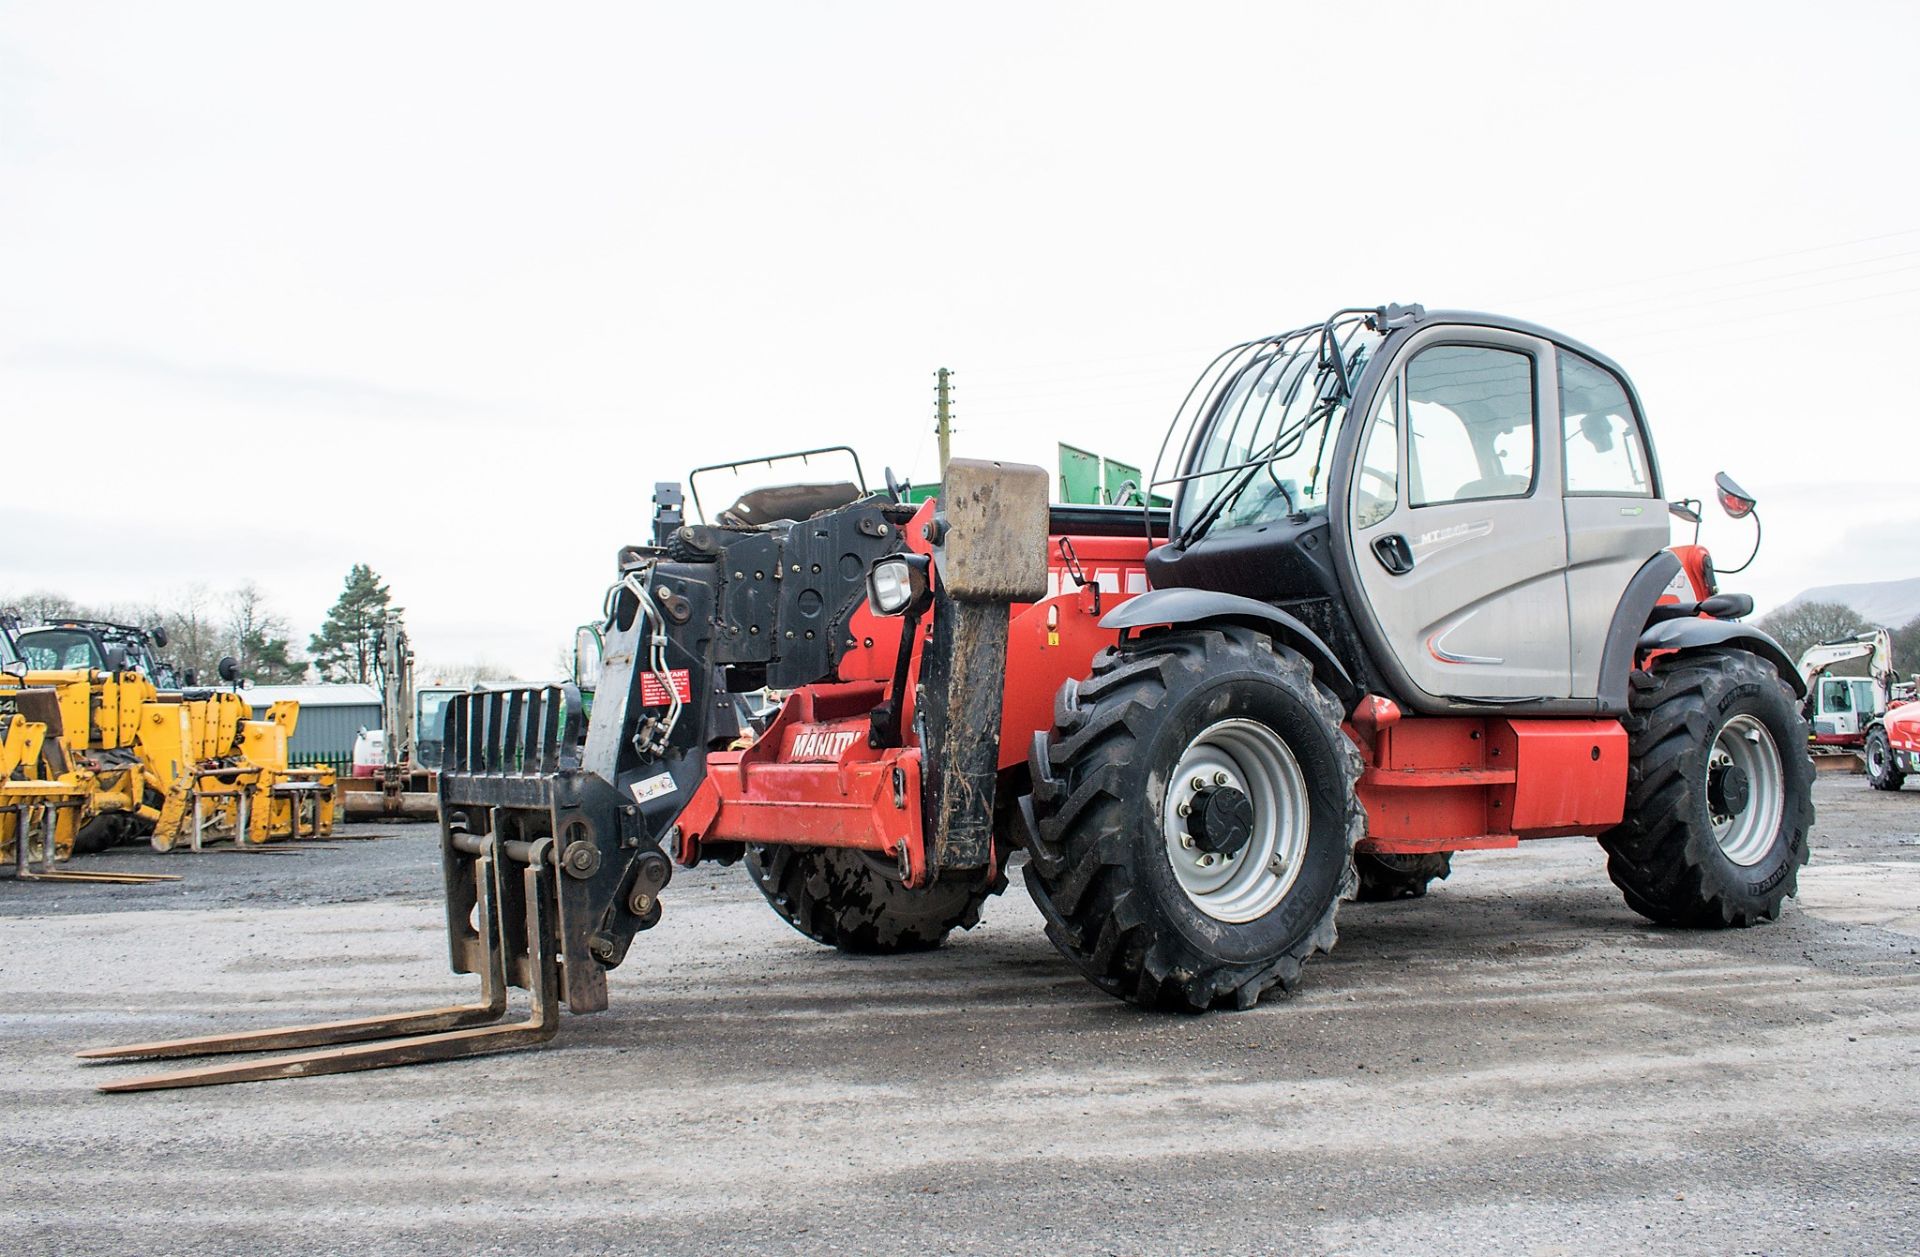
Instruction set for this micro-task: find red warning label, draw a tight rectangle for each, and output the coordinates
[640,669,692,706]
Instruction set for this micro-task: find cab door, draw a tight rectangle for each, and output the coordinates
[1557,347,1669,699]
[1813,677,1857,738]
[1347,329,1573,703]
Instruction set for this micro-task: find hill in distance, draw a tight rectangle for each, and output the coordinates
[1778,576,1920,628]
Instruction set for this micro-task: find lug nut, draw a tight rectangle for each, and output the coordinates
[1191,776,1208,792]
[1181,835,1194,849]
[1213,770,1228,786]
[1199,854,1216,867]
[1177,802,1192,818]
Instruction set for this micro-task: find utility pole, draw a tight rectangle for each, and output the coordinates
[934,367,954,478]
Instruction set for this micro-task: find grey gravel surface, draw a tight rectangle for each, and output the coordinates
[3,776,1918,1255]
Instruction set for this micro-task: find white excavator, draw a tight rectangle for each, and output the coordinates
[340,612,448,819]
[1797,628,1899,759]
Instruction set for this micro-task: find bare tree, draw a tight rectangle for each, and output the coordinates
[1890,615,1920,681]
[3,582,309,685]
[157,584,222,681]
[1756,600,1871,666]
[0,589,83,624]
[421,660,514,687]
[226,582,307,683]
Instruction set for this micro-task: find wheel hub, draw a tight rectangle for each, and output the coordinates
[1186,785,1254,857]
[1707,761,1751,819]
[1161,718,1311,924]
[1708,713,1785,867]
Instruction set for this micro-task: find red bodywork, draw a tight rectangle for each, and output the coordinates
[1668,544,1715,602]
[1885,699,1920,760]
[678,512,1694,875]
[677,504,1159,881]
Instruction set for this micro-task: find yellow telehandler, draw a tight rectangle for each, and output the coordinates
[2,620,335,857]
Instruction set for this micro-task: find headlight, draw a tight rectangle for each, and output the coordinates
[865,554,932,617]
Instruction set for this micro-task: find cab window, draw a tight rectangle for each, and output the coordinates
[1354,377,1399,530]
[19,631,101,671]
[1405,345,1536,506]
[1560,350,1652,496]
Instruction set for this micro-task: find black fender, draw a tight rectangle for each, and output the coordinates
[1099,588,1362,712]
[1637,617,1805,698]
[1596,551,1682,714]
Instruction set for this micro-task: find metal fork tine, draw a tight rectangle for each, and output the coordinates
[78,850,509,1064]
[93,856,560,1092]
[18,870,181,884]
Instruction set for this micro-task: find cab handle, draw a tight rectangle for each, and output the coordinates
[1371,534,1414,575]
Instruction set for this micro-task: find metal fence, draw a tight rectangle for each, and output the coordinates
[292,750,355,774]
[248,700,380,777]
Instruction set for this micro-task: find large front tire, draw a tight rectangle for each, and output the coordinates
[1866,726,1905,791]
[745,845,1007,954]
[1600,650,1814,927]
[1025,627,1363,1012]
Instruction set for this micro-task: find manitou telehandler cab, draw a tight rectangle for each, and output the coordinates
[85,305,1814,1090]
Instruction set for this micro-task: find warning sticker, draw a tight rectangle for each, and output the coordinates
[640,669,692,707]
[630,772,678,805]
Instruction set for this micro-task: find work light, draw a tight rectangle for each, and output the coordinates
[865,554,932,617]
[1714,471,1757,520]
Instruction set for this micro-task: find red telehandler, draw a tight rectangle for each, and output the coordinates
[83,305,1814,1090]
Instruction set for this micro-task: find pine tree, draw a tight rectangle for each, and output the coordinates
[309,565,396,684]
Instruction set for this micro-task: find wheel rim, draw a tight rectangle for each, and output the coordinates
[1161,718,1310,923]
[1868,736,1889,776]
[1708,713,1784,867]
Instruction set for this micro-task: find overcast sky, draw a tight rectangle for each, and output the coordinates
[4,2,1917,677]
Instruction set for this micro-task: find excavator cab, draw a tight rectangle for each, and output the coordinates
[1811,676,1878,741]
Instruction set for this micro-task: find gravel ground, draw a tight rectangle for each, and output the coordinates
[3,774,1918,1256]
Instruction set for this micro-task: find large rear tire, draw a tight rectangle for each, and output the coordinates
[1866,726,1905,791]
[1025,627,1363,1012]
[744,845,1007,954]
[1600,650,1814,927]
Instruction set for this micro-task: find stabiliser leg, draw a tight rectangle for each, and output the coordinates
[77,842,562,1092]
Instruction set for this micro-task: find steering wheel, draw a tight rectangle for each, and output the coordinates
[884,466,907,504]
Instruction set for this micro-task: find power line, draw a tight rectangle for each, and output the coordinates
[1548,260,1920,332]
[1499,226,1920,307]
[1567,281,1920,353]
[1534,246,1920,322]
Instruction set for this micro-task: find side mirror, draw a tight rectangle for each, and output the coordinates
[150,625,170,648]
[2,661,26,680]
[1667,499,1701,525]
[101,643,129,673]
[218,656,240,683]
[1714,471,1757,520]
